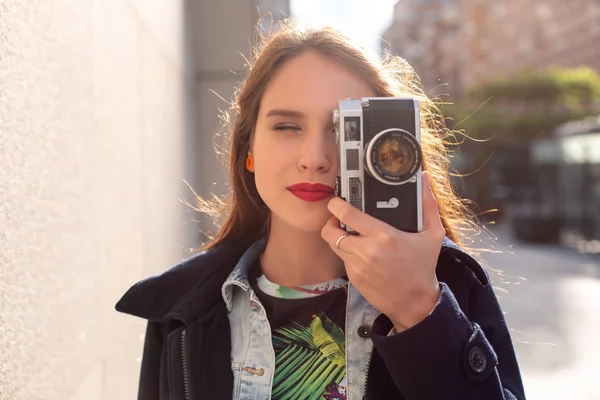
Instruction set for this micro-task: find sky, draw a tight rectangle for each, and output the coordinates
[289,0,399,55]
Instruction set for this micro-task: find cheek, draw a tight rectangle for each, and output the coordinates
[253,145,291,194]
[253,132,294,170]
[255,155,289,188]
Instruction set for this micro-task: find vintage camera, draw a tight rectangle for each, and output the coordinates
[334,97,423,233]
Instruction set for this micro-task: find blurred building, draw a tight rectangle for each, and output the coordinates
[381,0,463,99]
[462,0,600,89]
[525,116,600,243]
[383,0,600,98]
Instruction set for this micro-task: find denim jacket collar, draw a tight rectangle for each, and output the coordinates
[221,236,267,312]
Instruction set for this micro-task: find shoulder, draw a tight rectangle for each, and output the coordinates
[436,237,491,312]
[438,237,488,284]
[114,239,248,322]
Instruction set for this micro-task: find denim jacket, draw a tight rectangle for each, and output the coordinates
[222,237,381,399]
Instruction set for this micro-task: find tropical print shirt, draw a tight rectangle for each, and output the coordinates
[250,262,350,400]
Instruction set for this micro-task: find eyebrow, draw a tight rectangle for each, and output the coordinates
[264,109,305,119]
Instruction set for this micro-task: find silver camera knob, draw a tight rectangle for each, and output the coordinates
[333,109,340,144]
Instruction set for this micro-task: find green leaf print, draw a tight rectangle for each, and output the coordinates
[272,322,315,351]
[271,314,346,399]
[310,313,345,366]
[276,285,307,299]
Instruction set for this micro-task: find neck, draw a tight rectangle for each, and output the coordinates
[260,215,345,287]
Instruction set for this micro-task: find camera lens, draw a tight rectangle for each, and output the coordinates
[365,129,422,185]
[374,138,415,177]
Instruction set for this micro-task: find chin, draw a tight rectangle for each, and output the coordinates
[279,209,332,234]
[262,191,334,234]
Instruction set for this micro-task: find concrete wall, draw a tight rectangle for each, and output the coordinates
[0,0,288,398]
[0,0,193,398]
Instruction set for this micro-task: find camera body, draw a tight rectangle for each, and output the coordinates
[334,97,423,233]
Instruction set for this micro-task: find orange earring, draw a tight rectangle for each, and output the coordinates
[246,154,254,172]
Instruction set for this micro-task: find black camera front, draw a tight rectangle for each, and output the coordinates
[336,97,423,233]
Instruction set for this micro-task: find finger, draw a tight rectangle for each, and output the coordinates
[321,216,343,242]
[421,171,444,234]
[321,216,360,255]
[327,197,389,236]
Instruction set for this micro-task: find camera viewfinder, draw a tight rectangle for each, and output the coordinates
[344,117,361,141]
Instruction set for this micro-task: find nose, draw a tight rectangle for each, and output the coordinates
[298,127,336,173]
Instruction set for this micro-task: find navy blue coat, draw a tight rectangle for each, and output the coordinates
[116,237,526,399]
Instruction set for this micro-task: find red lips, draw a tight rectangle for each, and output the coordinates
[287,182,335,202]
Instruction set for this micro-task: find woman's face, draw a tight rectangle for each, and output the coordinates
[252,50,376,233]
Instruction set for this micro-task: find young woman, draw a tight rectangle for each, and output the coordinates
[116,21,525,400]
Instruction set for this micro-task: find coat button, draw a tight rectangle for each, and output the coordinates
[468,346,487,373]
[357,324,371,338]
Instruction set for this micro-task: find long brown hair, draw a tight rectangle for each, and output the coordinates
[195,20,477,252]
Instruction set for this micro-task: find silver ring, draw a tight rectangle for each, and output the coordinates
[335,234,348,250]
